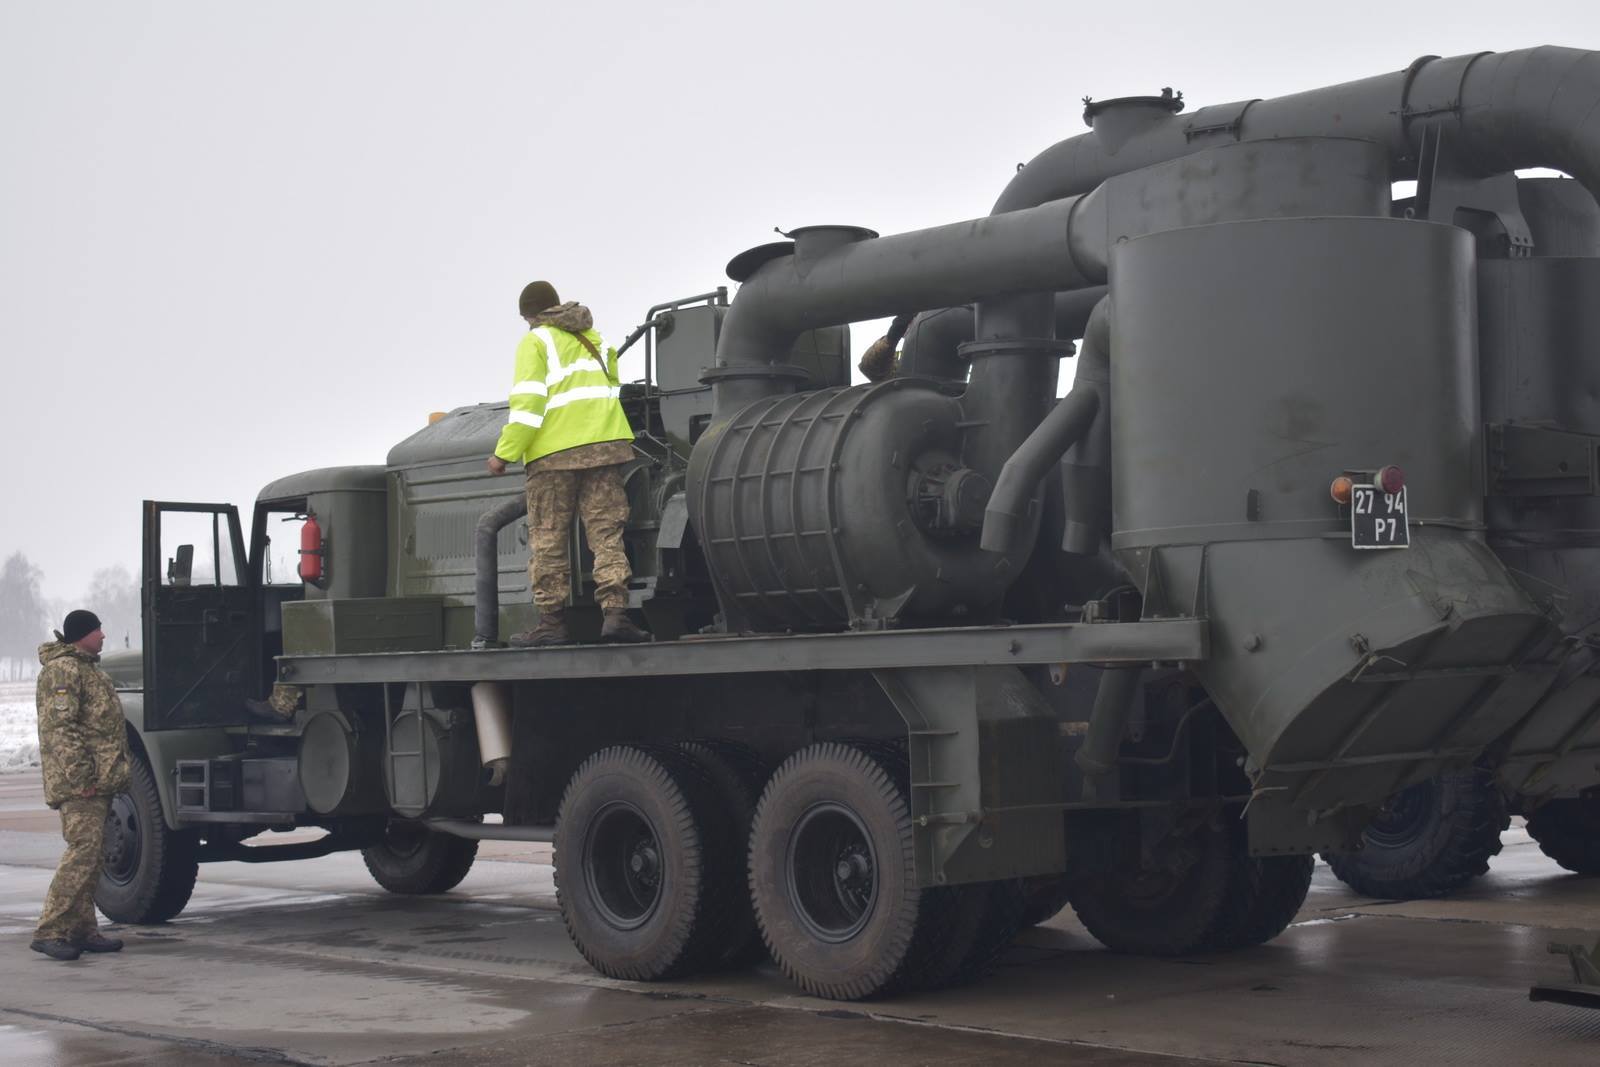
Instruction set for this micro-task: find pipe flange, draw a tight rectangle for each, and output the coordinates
[699,362,813,386]
[1082,87,1184,127]
[726,241,796,283]
[956,338,1077,362]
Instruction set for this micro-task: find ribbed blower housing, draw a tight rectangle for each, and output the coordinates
[687,377,1023,632]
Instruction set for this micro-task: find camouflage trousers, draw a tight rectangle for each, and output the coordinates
[526,463,632,613]
[35,795,108,942]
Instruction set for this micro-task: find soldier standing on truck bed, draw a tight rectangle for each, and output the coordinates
[486,280,650,647]
[30,610,130,961]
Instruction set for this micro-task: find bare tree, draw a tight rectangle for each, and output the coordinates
[85,565,142,652]
[0,552,47,681]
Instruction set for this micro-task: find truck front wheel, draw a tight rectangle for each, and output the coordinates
[361,820,479,894]
[95,751,200,924]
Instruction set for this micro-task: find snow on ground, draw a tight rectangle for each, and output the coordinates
[0,682,39,771]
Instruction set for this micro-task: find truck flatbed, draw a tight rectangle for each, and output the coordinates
[273,618,1209,686]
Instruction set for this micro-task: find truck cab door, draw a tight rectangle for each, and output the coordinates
[141,501,258,730]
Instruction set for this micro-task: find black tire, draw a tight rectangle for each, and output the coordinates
[1201,821,1313,951]
[748,742,939,1000]
[555,745,732,981]
[96,751,200,924]
[1069,820,1232,956]
[1323,768,1507,899]
[361,820,480,894]
[909,879,1027,990]
[1526,793,1600,875]
[1017,874,1075,928]
[675,740,768,967]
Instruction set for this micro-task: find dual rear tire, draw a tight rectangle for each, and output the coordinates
[554,743,762,981]
[555,741,1314,998]
[1068,815,1312,956]
[555,740,1026,999]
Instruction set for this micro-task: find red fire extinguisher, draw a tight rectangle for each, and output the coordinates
[297,512,325,585]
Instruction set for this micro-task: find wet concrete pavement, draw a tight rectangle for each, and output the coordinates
[1,772,1596,1065]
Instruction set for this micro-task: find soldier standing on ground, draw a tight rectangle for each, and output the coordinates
[486,281,650,647]
[31,610,130,961]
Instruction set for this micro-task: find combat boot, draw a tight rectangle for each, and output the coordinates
[29,938,81,961]
[509,612,571,648]
[599,610,651,644]
[76,932,124,953]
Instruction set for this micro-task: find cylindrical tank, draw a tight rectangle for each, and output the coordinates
[1111,216,1560,812]
[688,378,1018,631]
[298,711,387,816]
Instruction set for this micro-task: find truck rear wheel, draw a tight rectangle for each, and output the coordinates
[1201,822,1313,951]
[749,742,939,1000]
[96,751,200,924]
[361,820,479,894]
[1069,820,1231,956]
[909,879,1026,990]
[675,740,767,967]
[555,746,732,981]
[1017,874,1075,928]
[1322,767,1507,898]
[1526,793,1600,875]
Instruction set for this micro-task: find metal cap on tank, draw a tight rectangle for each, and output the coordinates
[1082,87,1184,154]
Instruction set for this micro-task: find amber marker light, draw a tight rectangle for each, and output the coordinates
[1329,475,1354,505]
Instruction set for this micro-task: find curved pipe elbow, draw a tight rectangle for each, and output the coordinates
[472,496,529,647]
[980,386,1100,554]
[1446,46,1600,198]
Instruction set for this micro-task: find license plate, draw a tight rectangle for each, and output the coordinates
[1351,485,1409,549]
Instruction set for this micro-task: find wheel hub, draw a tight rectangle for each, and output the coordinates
[585,803,664,930]
[788,803,878,944]
[101,793,140,886]
[1365,780,1436,849]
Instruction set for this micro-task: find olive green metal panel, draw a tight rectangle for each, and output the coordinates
[874,666,1066,887]
[281,596,444,656]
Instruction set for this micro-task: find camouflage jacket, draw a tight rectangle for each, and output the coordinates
[36,641,132,809]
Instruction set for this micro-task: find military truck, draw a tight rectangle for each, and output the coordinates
[99,46,1600,1001]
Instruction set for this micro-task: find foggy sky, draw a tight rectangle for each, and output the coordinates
[2,0,1596,607]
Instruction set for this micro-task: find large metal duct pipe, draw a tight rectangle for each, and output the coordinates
[1059,296,1112,556]
[898,287,1107,380]
[687,194,1109,631]
[703,192,1107,419]
[997,46,1600,214]
[978,295,1112,556]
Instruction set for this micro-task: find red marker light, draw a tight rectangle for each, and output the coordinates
[1376,465,1405,495]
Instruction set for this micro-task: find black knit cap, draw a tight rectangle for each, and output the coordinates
[519,280,559,317]
[61,609,102,644]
